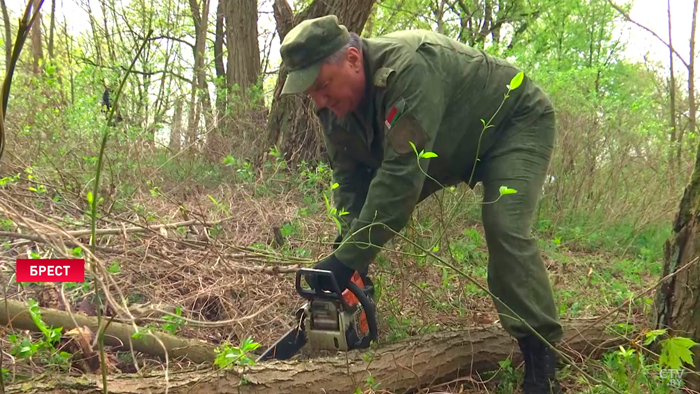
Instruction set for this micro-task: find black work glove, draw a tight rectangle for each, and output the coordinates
[308,254,354,292]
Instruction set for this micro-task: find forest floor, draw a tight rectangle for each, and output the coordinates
[0,161,672,393]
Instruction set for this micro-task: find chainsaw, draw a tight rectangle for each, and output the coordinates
[256,268,378,362]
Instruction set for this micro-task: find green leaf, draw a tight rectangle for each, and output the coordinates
[509,71,524,90]
[108,262,120,273]
[660,336,699,369]
[87,192,94,205]
[331,182,339,190]
[643,329,667,346]
[409,141,418,155]
[499,186,518,195]
[222,155,235,165]
[242,338,260,352]
[420,151,438,159]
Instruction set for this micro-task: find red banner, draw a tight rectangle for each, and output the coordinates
[16,259,85,282]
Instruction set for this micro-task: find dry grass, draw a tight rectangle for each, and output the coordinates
[0,171,674,393]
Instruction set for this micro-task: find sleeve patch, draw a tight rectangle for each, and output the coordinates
[387,112,429,155]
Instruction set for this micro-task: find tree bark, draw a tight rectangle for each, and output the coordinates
[266,0,376,165]
[5,320,618,394]
[655,185,700,390]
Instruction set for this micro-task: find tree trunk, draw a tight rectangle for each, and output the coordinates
[187,0,213,151]
[153,38,173,124]
[668,0,677,168]
[655,169,700,390]
[1,0,10,67]
[434,0,445,35]
[214,0,226,117]
[224,0,261,99]
[0,299,217,365]
[187,82,198,147]
[206,0,261,160]
[655,4,700,381]
[100,0,116,64]
[48,0,55,58]
[5,320,618,394]
[678,0,699,169]
[207,0,227,159]
[479,0,492,43]
[362,3,377,38]
[170,97,183,152]
[63,18,74,104]
[266,0,376,165]
[31,0,43,75]
[86,0,102,64]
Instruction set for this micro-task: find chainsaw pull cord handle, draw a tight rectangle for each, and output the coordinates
[346,280,379,343]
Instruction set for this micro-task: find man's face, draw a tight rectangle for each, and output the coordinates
[305,47,365,118]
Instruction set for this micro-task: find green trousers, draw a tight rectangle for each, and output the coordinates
[476,108,563,344]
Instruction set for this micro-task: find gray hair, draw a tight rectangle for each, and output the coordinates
[323,32,362,65]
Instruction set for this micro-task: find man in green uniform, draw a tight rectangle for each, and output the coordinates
[280,15,563,394]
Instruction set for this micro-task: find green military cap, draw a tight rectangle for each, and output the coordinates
[280,15,351,94]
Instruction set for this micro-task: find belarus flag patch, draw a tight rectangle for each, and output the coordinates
[384,98,406,129]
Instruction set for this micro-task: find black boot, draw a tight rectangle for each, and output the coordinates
[517,335,562,394]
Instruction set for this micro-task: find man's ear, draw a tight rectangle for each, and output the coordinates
[347,47,362,71]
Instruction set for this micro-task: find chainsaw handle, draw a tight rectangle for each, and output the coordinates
[295,268,350,307]
[347,280,379,343]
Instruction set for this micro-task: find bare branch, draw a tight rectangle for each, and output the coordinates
[607,0,690,69]
[77,56,193,84]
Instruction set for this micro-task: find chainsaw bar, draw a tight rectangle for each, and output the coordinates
[255,324,306,362]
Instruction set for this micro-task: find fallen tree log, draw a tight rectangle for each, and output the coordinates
[0,298,217,364]
[5,319,624,394]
